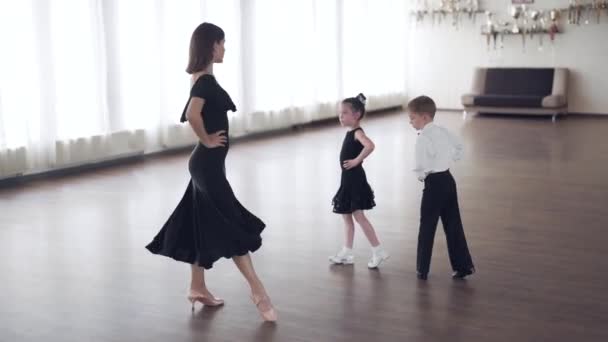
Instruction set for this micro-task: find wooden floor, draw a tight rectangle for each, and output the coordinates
[1,111,607,342]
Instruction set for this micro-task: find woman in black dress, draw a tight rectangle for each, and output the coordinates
[329,94,389,269]
[146,22,277,322]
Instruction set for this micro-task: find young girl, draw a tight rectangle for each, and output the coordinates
[329,93,389,269]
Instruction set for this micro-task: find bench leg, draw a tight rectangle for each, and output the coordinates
[462,110,468,120]
[552,113,557,122]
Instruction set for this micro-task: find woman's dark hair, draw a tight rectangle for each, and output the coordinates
[342,93,367,119]
[186,22,225,74]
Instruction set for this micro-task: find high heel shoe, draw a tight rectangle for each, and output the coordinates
[187,291,224,310]
[250,293,278,322]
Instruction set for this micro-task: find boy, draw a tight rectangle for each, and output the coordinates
[407,95,474,280]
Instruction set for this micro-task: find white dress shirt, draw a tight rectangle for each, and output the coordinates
[414,122,464,181]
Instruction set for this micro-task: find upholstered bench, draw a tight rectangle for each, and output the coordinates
[461,67,569,121]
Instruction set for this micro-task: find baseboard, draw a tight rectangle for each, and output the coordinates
[0,106,403,187]
[565,112,608,117]
[440,107,608,116]
[437,108,466,113]
[0,151,145,188]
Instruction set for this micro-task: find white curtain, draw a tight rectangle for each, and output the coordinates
[0,0,408,179]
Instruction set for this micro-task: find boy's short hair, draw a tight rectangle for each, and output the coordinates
[407,95,436,118]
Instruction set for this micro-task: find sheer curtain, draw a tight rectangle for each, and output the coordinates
[0,0,408,178]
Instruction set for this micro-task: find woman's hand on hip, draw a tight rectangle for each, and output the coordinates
[203,130,227,148]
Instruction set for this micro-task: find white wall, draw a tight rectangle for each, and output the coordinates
[407,0,608,114]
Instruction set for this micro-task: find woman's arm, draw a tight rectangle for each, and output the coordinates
[186,97,226,148]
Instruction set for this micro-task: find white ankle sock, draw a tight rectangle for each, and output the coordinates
[340,247,353,256]
[371,244,383,255]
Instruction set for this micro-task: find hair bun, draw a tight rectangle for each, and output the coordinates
[356,93,367,106]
